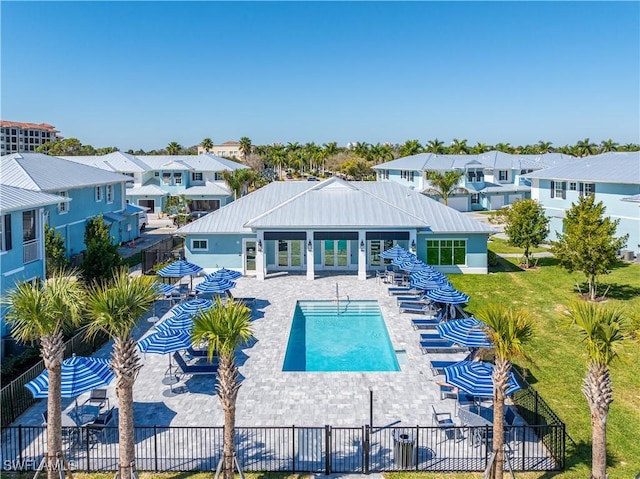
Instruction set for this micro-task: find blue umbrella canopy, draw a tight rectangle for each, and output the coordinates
[152,282,177,296]
[138,330,193,355]
[410,276,448,291]
[157,260,203,278]
[380,245,409,259]
[155,313,194,334]
[171,298,214,316]
[410,268,444,280]
[444,361,521,397]
[195,278,236,294]
[436,317,493,348]
[392,253,418,266]
[205,268,243,281]
[426,284,470,305]
[25,356,114,399]
[399,261,431,274]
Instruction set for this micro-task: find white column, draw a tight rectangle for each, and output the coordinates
[306,231,315,280]
[256,232,265,281]
[358,231,367,280]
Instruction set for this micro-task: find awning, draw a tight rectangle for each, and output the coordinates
[103,212,126,224]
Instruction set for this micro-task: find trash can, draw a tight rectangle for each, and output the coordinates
[393,430,415,468]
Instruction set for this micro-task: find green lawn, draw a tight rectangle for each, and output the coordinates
[487,236,549,255]
[447,259,640,479]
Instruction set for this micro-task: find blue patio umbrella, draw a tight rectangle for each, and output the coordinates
[399,261,431,274]
[157,260,203,278]
[153,282,177,296]
[410,268,443,280]
[426,284,470,305]
[195,278,236,294]
[410,276,448,291]
[171,298,214,316]
[155,313,195,334]
[205,268,242,282]
[391,253,417,266]
[138,330,193,374]
[25,355,114,399]
[436,317,493,348]
[443,361,520,397]
[380,245,409,259]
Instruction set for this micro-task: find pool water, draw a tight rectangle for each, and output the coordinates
[282,300,400,372]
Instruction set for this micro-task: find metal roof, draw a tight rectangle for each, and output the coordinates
[0,185,68,213]
[1,153,132,191]
[61,152,148,172]
[125,184,169,196]
[177,178,495,235]
[136,154,247,172]
[372,153,433,171]
[622,194,640,203]
[124,203,146,215]
[184,182,231,196]
[524,152,640,184]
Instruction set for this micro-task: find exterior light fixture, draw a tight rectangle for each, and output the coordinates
[257,240,263,252]
[360,240,365,252]
[307,240,313,252]
[410,239,416,252]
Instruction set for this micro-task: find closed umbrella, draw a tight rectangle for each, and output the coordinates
[25,355,114,400]
[171,298,214,316]
[380,245,409,259]
[205,268,242,282]
[436,317,493,348]
[155,313,195,334]
[443,360,520,397]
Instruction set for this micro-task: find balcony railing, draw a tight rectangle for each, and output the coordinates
[23,239,40,264]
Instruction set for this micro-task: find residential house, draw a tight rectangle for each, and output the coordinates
[197,140,242,159]
[176,177,495,279]
[525,151,640,256]
[373,151,573,212]
[63,152,246,214]
[1,153,139,260]
[0,185,68,356]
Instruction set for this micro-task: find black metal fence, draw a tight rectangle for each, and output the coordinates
[0,423,564,473]
[141,237,184,275]
[0,332,108,428]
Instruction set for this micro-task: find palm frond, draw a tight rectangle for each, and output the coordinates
[478,303,535,364]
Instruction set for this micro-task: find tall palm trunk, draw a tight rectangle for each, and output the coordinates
[41,331,64,479]
[218,355,240,479]
[111,336,141,479]
[492,358,509,479]
[583,363,612,479]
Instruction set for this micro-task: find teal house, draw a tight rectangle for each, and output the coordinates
[525,151,640,257]
[373,151,573,212]
[1,153,139,259]
[176,177,495,279]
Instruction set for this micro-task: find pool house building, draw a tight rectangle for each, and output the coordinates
[176,177,495,278]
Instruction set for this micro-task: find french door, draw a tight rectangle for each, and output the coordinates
[276,240,304,269]
[323,239,349,269]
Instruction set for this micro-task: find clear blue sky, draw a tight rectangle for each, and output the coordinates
[2,1,639,151]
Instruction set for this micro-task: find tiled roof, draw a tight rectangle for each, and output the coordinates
[1,121,58,132]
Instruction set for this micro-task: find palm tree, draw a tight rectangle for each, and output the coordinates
[479,304,534,479]
[166,142,182,155]
[494,142,513,153]
[7,271,85,479]
[239,136,252,161]
[449,138,468,154]
[425,170,465,205]
[472,142,489,154]
[576,138,597,157]
[399,139,422,157]
[599,139,618,153]
[192,298,253,479]
[201,138,214,153]
[565,302,626,479]
[537,141,553,154]
[85,268,156,479]
[425,138,445,154]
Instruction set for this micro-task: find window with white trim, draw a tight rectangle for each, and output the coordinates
[174,173,183,185]
[95,186,103,202]
[191,172,203,181]
[192,239,208,250]
[162,172,171,185]
[569,182,577,191]
[426,239,466,266]
[498,170,508,181]
[582,183,595,196]
[554,181,565,199]
[58,191,69,213]
[0,214,11,252]
[106,184,113,203]
[471,194,480,205]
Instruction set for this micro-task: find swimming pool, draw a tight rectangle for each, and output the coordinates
[282,300,400,372]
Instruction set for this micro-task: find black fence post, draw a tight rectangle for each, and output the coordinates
[86,426,91,472]
[18,425,23,463]
[534,390,539,423]
[484,425,490,468]
[521,426,526,471]
[154,426,159,471]
[363,425,369,474]
[415,425,419,471]
[292,425,296,474]
[324,425,331,475]
[562,424,566,470]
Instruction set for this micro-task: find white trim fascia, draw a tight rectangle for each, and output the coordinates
[3,266,25,276]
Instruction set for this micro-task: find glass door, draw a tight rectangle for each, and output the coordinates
[323,240,350,269]
[244,240,256,274]
[276,240,304,269]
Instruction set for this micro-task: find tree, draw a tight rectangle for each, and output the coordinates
[166,141,182,155]
[7,271,85,479]
[201,137,214,153]
[449,138,468,154]
[425,170,465,205]
[565,302,626,479]
[551,195,627,301]
[222,169,258,199]
[479,304,534,479]
[492,199,549,268]
[537,141,553,153]
[425,138,445,154]
[341,159,372,180]
[44,224,69,277]
[239,136,252,160]
[85,268,156,479]
[576,138,597,157]
[192,298,253,479]
[599,139,618,153]
[163,195,191,226]
[81,214,122,284]
[399,139,422,157]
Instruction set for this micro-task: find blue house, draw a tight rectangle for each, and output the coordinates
[63,152,247,214]
[1,153,139,259]
[373,151,573,212]
[0,185,68,356]
[525,151,640,257]
[176,177,495,279]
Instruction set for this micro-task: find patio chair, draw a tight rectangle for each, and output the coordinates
[420,333,446,342]
[396,293,429,304]
[430,360,457,376]
[503,407,523,446]
[431,405,463,442]
[88,407,116,443]
[399,303,433,314]
[411,318,440,329]
[420,340,468,354]
[388,286,417,296]
[438,383,458,400]
[85,388,109,410]
[41,411,48,426]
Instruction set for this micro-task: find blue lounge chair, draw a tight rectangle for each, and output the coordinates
[399,303,433,314]
[430,360,458,376]
[396,293,429,303]
[388,286,416,296]
[420,333,446,342]
[173,352,218,375]
[420,341,468,354]
[411,318,440,330]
